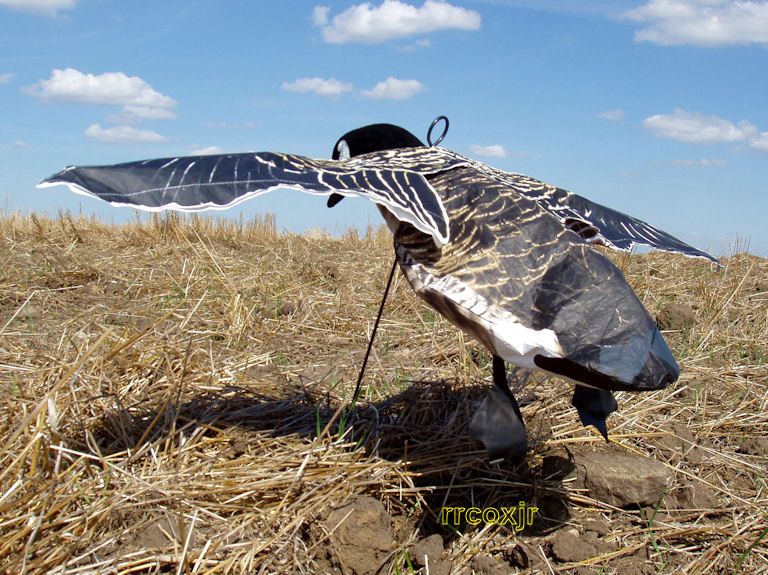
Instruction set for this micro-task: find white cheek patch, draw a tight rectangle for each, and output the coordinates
[404,262,564,369]
[336,139,351,160]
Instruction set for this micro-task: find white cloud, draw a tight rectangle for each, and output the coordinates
[0,73,14,84]
[362,77,425,99]
[749,133,768,152]
[699,157,727,166]
[110,105,177,123]
[469,144,507,158]
[202,121,230,129]
[84,124,167,144]
[315,0,481,43]
[667,158,727,167]
[0,0,75,16]
[643,109,757,144]
[202,120,258,129]
[190,146,223,155]
[597,109,625,122]
[623,0,768,46]
[281,77,353,98]
[398,38,432,51]
[14,140,30,148]
[312,5,330,25]
[25,68,176,110]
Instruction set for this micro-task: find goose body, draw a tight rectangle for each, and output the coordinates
[388,165,677,389]
[39,121,716,459]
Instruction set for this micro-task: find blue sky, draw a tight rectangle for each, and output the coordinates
[1,0,767,256]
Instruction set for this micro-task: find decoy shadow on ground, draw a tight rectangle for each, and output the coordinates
[83,375,574,538]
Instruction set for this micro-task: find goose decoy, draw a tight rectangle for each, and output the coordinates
[39,119,717,460]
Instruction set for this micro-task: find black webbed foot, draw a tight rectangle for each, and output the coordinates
[571,386,618,441]
[469,356,528,460]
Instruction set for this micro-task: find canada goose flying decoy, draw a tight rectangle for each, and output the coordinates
[39,119,718,460]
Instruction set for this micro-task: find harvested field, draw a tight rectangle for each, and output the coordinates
[1,212,766,574]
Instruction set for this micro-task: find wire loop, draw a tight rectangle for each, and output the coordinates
[427,115,449,147]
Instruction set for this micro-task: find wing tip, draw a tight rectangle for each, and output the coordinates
[598,233,720,266]
[658,244,721,266]
[37,178,61,190]
[37,166,77,189]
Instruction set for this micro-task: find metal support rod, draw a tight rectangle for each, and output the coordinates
[350,257,398,407]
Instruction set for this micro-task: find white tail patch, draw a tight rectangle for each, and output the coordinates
[404,262,563,369]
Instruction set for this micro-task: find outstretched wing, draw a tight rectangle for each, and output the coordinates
[549,190,719,262]
[38,150,451,245]
[454,151,719,264]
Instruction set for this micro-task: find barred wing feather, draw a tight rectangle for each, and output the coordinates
[553,191,717,262]
[461,153,719,264]
[38,150,452,245]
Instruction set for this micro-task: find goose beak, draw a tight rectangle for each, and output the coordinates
[534,325,679,391]
[637,327,679,388]
[589,325,679,389]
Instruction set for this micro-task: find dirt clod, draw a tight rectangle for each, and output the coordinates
[737,436,768,457]
[576,450,674,508]
[584,517,610,537]
[550,528,597,562]
[410,534,451,575]
[410,533,444,565]
[322,496,396,575]
[674,481,719,509]
[278,300,300,316]
[657,302,696,330]
[470,553,509,575]
[657,424,704,465]
[501,543,530,568]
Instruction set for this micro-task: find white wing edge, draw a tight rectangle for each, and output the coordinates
[36,178,451,246]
